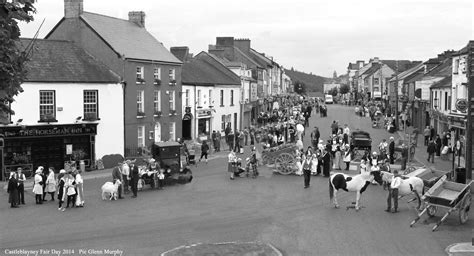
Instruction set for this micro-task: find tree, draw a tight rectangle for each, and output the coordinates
[329,88,338,97]
[294,80,307,95]
[0,0,36,115]
[339,84,350,95]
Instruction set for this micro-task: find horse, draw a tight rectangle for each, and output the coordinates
[379,171,425,210]
[329,170,383,211]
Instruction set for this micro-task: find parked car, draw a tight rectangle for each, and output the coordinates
[325,94,334,104]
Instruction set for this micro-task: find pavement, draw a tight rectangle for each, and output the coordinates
[1,104,471,256]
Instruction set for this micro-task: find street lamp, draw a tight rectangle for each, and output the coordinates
[433,98,439,109]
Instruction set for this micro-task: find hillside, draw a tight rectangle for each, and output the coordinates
[285,68,329,92]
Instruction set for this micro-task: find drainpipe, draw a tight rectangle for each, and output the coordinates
[121,55,126,157]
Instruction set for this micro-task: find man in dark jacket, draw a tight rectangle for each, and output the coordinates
[112,164,123,199]
[388,137,395,164]
[130,160,139,198]
[427,140,436,163]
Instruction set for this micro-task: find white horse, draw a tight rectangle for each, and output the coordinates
[329,171,383,211]
[379,171,425,210]
[101,180,122,200]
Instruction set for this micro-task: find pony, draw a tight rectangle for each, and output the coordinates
[379,171,425,210]
[101,180,122,200]
[329,170,383,211]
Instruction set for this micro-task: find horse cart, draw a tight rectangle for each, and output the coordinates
[261,143,298,175]
[403,168,449,188]
[410,175,472,231]
[350,130,372,160]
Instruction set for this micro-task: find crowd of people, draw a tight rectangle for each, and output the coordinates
[8,165,84,210]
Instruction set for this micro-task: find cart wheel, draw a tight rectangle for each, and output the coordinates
[459,193,471,224]
[275,153,295,175]
[427,205,437,217]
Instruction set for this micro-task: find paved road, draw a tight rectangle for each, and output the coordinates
[1,104,471,256]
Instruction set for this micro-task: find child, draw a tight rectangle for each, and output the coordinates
[157,169,165,190]
[311,153,318,175]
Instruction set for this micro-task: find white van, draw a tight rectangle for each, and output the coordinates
[325,94,334,104]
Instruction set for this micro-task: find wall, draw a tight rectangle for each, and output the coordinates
[9,82,124,159]
[415,77,443,101]
[214,85,241,133]
[451,54,468,116]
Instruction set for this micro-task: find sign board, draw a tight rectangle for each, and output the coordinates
[1,124,97,138]
[250,83,258,102]
[455,99,468,112]
[66,144,73,155]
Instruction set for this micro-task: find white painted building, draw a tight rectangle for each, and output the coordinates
[0,39,122,176]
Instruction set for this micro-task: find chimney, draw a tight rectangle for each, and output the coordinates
[170,47,190,62]
[64,0,83,18]
[128,11,145,27]
[216,37,234,47]
[357,60,365,68]
[235,38,251,53]
[372,57,380,63]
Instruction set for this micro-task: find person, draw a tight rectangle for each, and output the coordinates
[75,169,84,207]
[228,150,237,180]
[8,172,20,208]
[227,130,235,151]
[157,169,165,190]
[130,160,139,198]
[386,169,402,213]
[311,153,319,175]
[57,169,66,211]
[277,133,285,145]
[239,130,245,151]
[331,121,338,135]
[343,147,351,171]
[311,127,320,149]
[388,137,395,164]
[359,159,368,174]
[216,131,222,151]
[199,140,209,163]
[435,135,442,156]
[430,126,435,141]
[17,167,26,205]
[64,170,76,209]
[122,160,130,194]
[423,126,430,146]
[302,152,313,188]
[33,167,44,204]
[322,148,331,177]
[45,167,56,201]
[41,167,48,202]
[212,131,218,152]
[250,147,258,178]
[379,139,388,160]
[244,127,249,146]
[112,163,124,199]
[427,139,436,163]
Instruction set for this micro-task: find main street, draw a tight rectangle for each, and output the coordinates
[1,104,471,256]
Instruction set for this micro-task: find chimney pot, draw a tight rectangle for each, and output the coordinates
[64,0,83,18]
[128,11,146,27]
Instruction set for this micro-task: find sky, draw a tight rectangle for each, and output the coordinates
[18,0,473,77]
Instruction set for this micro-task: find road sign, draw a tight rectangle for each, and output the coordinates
[455,99,468,112]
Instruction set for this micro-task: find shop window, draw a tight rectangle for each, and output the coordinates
[39,90,56,122]
[169,122,176,141]
[83,90,99,120]
[138,126,145,148]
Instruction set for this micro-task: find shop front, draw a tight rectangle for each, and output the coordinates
[196,109,212,142]
[1,123,97,180]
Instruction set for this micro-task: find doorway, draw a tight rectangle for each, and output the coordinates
[182,119,191,140]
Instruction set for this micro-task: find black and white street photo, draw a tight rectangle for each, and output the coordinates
[1,0,473,255]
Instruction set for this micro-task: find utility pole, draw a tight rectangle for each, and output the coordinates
[465,40,474,180]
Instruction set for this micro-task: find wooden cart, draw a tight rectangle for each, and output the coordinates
[403,168,450,188]
[410,175,472,231]
[261,143,298,175]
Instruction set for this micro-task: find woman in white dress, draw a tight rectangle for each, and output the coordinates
[32,167,44,204]
[44,167,56,201]
[295,156,303,176]
[75,169,84,207]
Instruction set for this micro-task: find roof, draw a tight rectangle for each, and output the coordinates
[233,47,263,68]
[381,60,419,73]
[347,63,360,70]
[423,58,452,78]
[361,63,381,77]
[181,52,241,86]
[452,45,468,56]
[430,76,452,89]
[389,63,424,82]
[18,38,120,83]
[79,12,181,64]
[249,48,273,68]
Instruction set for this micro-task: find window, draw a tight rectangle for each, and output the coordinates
[185,89,190,106]
[169,91,175,111]
[137,90,144,115]
[454,59,459,74]
[154,122,161,142]
[230,90,234,106]
[448,95,451,111]
[209,90,213,106]
[39,90,55,121]
[153,90,161,113]
[83,90,98,120]
[169,122,176,141]
[220,90,224,106]
[138,126,145,148]
[169,68,176,84]
[197,90,201,107]
[136,66,144,84]
[445,92,448,111]
[374,78,379,85]
[221,115,226,131]
[154,67,161,80]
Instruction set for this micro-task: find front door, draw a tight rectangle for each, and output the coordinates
[182,119,191,140]
[234,113,238,132]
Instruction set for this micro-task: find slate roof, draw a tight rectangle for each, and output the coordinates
[361,63,381,77]
[18,38,120,83]
[430,75,452,89]
[181,52,241,86]
[389,63,424,82]
[249,48,273,68]
[423,58,452,78]
[232,47,263,69]
[381,60,420,73]
[79,12,181,64]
